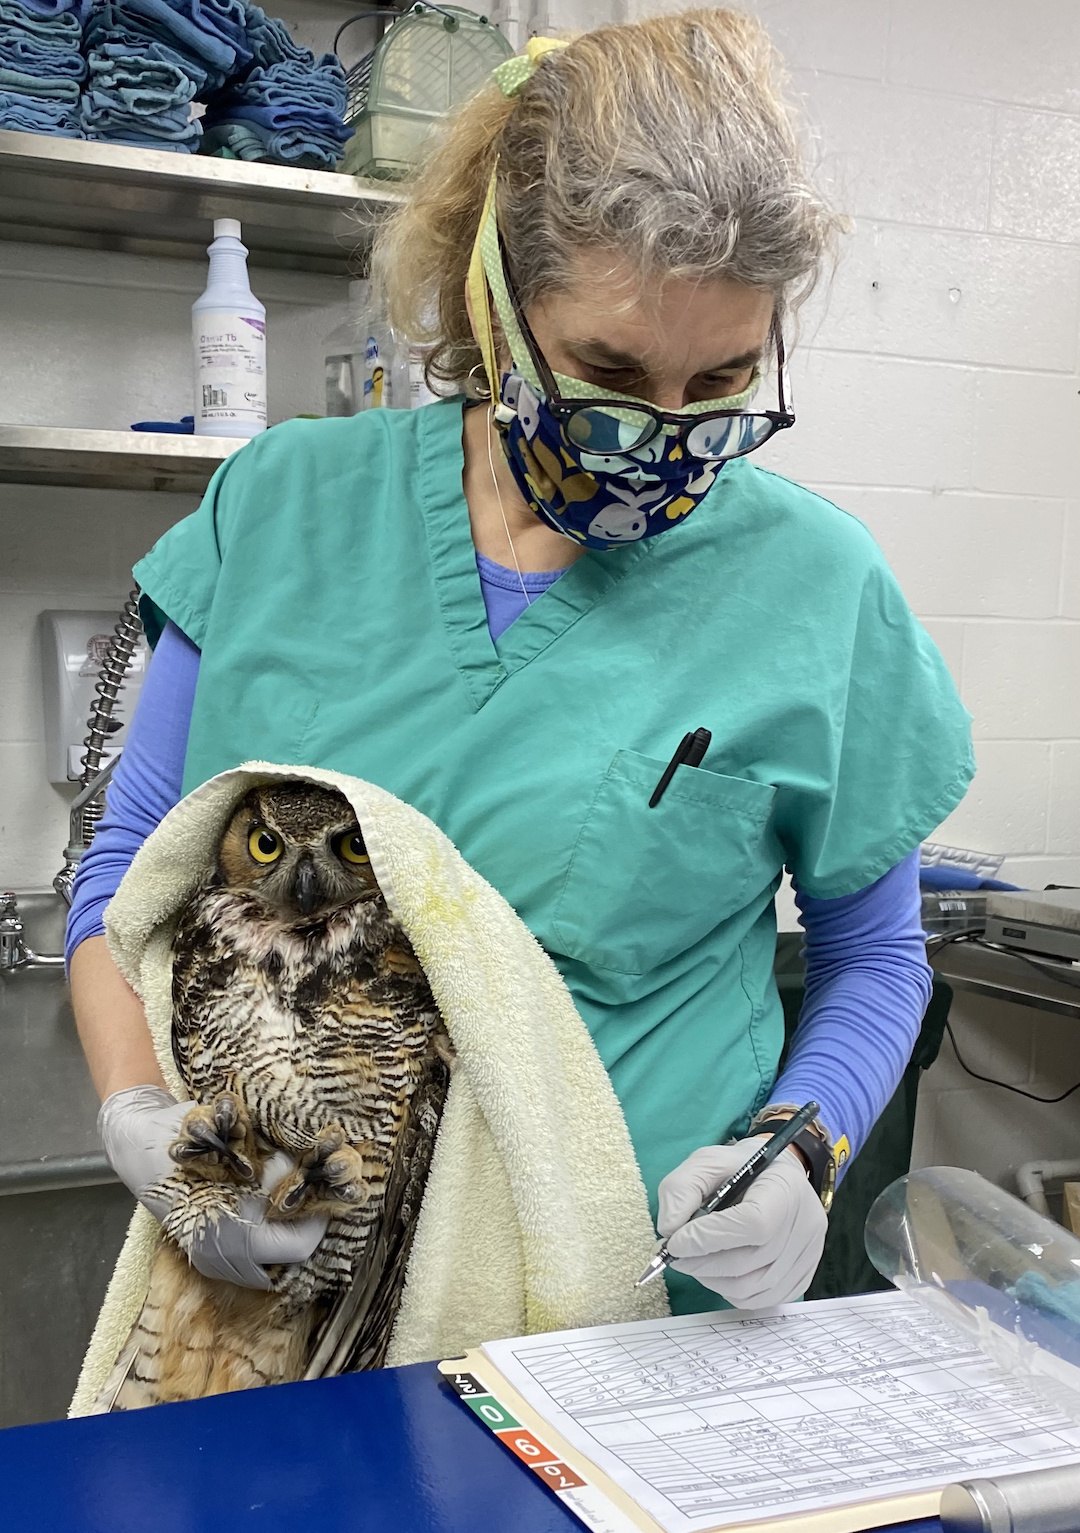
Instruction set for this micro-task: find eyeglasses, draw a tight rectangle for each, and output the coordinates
[499,246,795,463]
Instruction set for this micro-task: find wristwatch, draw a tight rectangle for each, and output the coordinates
[749,1105,848,1212]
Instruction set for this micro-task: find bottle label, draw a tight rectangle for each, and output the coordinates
[363,334,391,408]
[195,313,267,427]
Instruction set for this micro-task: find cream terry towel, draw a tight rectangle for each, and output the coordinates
[71,761,668,1415]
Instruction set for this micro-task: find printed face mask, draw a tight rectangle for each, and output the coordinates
[493,372,745,546]
[467,171,773,550]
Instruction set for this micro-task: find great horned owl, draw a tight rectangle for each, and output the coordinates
[102,781,451,1411]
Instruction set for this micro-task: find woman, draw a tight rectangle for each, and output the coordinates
[69,10,972,1317]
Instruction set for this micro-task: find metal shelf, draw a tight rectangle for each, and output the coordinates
[0,129,402,275]
[0,425,248,492]
[932,939,1080,1023]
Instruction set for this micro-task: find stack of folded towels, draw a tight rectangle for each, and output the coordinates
[0,0,88,138]
[199,5,350,171]
[80,0,252,151]
[1,0,353,166]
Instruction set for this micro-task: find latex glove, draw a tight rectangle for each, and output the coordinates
[657,1136,828,1309]
[98,1084,327,1290]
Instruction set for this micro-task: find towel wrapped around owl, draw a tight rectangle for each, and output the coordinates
[70,761,667,1416]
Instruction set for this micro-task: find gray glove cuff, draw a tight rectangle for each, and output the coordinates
[97,1084,177,1140]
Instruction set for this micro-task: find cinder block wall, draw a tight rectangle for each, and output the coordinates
[740,0,1080,1187]
[535,0,1080,1188]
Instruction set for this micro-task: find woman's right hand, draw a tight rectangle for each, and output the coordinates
[98,1085,327,1290]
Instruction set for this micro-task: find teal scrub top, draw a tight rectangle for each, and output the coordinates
[134,397,973,1315]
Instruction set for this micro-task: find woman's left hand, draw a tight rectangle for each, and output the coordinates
[656,1137,828,1308]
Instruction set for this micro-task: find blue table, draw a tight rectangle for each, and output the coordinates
[0,1363,944,1532]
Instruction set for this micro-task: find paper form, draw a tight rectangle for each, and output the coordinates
[483,1291,1080,1532]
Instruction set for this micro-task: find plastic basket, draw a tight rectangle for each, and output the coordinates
[339,3,512,179]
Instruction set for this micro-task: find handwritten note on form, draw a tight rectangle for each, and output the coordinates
[483,1291,1080,1532]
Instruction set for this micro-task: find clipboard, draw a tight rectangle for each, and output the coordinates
[437,1290,1080,1533]
[437,1352,938,1533]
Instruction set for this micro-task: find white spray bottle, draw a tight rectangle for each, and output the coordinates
[193,218,267,438]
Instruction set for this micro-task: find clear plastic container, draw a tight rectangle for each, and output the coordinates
[338,6,513,181]
[324,279,368,417]
[324,281,408,415]
[867,1167,1080,1418]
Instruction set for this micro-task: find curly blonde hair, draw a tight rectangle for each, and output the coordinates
[373,7,839,391]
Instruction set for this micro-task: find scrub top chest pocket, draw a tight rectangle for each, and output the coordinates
[552,749,780,975]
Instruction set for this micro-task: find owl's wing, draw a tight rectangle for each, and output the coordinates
[303,1047,451,1378]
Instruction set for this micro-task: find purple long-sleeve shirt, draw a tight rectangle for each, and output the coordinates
[67,563,932,1168]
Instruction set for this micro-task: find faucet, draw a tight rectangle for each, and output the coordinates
[0,893,65,972]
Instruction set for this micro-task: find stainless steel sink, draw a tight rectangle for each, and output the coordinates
[0,893,134,1427]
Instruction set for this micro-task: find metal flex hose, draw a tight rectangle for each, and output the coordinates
[76,589,144,832]
[53,590,145,904]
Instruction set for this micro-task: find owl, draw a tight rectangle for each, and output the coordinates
[101,781,452,1411]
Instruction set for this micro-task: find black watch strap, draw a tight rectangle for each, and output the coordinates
[754,1116,836,1211]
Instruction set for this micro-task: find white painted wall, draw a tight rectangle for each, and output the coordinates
[2,2,1078,1189]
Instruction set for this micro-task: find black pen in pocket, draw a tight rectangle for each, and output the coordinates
[649,727,712,807]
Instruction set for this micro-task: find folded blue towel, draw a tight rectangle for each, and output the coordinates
[82,8,215,90]
[0,29,86,79]
[209,54,347,115]
[83,126,192,148]
[85,32,209,89]
[0,82,82,129]
[0,61,77,94]
[200,114,341,170]
[0,1,82,43]
[260,122,345,167]
[0,38,86,78]
[80,37,199,149]
[242,4,311,69]
[81,82,199,140]
[209,97,350,142]
[93,0,240,74]
[198,115,266,159]
[17,0,89,22]
[202,52,351,162]
[85,49,196,104]
[0,0,85,87]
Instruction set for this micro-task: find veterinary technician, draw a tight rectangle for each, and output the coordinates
[68,9,973,1317]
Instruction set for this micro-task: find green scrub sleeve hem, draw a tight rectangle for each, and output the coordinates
[789,749,975,901]
[134,569,207,654]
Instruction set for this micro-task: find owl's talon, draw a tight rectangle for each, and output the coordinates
[269,1129,370,1217]
[169,1092,259,1184]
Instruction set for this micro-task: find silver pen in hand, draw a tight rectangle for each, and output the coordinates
[635,1100,821,1288]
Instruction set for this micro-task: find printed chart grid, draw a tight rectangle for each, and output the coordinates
[488,1296,1080,1532]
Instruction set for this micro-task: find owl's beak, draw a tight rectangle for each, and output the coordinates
[292,855,320,916]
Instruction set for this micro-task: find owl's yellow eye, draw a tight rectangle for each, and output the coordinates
[336,831,370,866]
[248,826,283,864]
